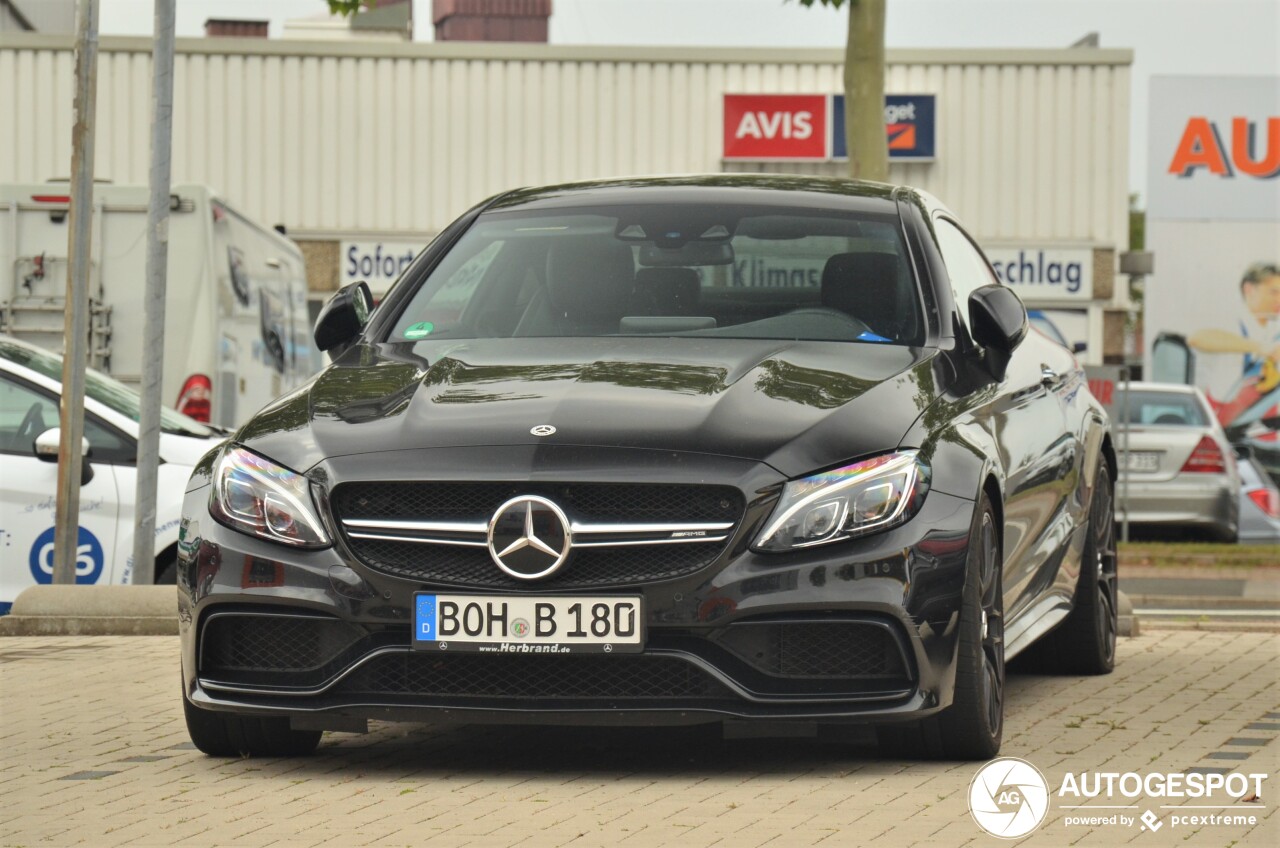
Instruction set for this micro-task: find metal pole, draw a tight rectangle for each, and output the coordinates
[132,0,177,585]
[52,0,100,585]
[1120,367,1131,544]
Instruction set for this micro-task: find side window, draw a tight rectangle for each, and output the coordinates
[0,375,135,463]
[0,376,58,456]
[933,218,999,306]
[392,240,505,338]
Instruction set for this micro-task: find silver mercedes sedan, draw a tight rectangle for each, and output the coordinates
[1116,382,1239,541]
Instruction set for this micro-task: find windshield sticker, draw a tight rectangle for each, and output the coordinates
[404,321,435,340]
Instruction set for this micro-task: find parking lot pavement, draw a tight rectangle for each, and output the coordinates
[1,632,1276,848]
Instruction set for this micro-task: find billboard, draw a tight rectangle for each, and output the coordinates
[832,94,936,161]
[1148,76,1280,221]
[722,94,829,160]
[723,94,936,161]
[1145,76,1280,443]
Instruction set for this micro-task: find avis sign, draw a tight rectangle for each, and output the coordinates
[723,95,828,160]
[723,93,937,161]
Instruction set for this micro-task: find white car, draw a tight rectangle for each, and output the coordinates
[0,336,223,613]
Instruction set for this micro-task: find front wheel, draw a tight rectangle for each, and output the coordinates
[878,495,1004,760]
[1021,465,1118,675]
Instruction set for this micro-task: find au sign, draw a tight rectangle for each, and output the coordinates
[1168,116,1280,178]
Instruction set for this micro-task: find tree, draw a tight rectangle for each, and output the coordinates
[327,1,374,16]
[797,0,888,182]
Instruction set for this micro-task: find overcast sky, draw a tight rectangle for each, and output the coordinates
[97,0,1280,202]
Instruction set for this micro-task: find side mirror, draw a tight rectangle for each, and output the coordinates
[34,428,94,485]
[314,281,374,356]
[34,427,91,461]
[968,285,1028,381]
[968,285,1028,355]
[1072,341,1088,354]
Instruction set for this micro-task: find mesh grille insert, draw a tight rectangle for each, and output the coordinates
[335,652,732,700]
[200,614,367,677]
[716,621,908,679]
[332,482,742,525]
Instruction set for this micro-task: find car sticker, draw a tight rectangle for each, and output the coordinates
[28,526,104,585]
[404,321,435,340]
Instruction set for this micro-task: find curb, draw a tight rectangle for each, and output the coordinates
[0,585,178,637]
[1117,589,1139,638]
[1127,594,1279,610]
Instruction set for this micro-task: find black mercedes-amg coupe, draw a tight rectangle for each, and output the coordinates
[178,176,1116,761]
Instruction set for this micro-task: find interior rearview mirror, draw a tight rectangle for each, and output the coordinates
[314,281,374,356]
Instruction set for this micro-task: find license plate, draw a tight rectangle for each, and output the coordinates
[1125,451,1160,472]
[413,594,643,654]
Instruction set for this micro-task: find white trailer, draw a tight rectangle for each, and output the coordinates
[0,183,318,427]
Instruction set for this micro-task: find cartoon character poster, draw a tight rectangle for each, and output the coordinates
[1145,75,1280,444]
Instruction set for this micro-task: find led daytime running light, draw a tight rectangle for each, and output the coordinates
[211,446,330,548]
[754,451,926,551]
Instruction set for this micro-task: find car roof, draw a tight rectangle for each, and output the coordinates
[485,174,908,215]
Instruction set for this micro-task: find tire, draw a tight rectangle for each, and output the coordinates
[154,555,177,585]
[877,494,1004,761]
[1020,465,1118,675]
[183,689,321,758]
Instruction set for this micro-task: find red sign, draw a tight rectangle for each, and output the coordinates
[723,94,828,160]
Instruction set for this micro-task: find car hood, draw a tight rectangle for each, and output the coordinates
[159,430,224,467]
[236,337,942,479]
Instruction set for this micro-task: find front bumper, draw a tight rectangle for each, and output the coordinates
[178,458,977,728]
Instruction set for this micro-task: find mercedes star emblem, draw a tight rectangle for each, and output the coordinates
[530,424,556,437]
[487,495,572,580]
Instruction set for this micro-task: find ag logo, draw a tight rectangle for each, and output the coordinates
[968,757,1050,839]
[29,526,104,585]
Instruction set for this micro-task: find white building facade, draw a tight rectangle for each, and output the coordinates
[0,34,1132,360]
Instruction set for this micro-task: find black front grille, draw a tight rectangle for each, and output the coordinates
[331,481,745,589]
[332,481,742,524]
[715,621,909,679]
[344,539,726,589]
[334,652,732,700]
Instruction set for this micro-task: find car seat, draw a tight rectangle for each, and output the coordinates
[820,252,906,340]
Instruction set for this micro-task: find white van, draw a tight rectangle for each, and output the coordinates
[0,184,318,428]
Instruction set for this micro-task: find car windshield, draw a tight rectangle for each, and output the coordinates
[0,339,214,438]
[387,204,924,345]
[1121,391,1209,427]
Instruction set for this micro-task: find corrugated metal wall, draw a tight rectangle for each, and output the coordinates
[0,36,1130,249]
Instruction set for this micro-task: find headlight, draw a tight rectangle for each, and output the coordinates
[753,450,929,551]
[210,446,330,548]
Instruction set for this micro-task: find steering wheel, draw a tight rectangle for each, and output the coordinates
[13,401,47,452]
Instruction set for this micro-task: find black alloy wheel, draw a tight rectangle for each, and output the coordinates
[877,495,1004,760]
[1017,464,1118,675]
[976,508,1005,741]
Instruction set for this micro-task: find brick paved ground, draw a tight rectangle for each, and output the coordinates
[0,630,1276,848]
